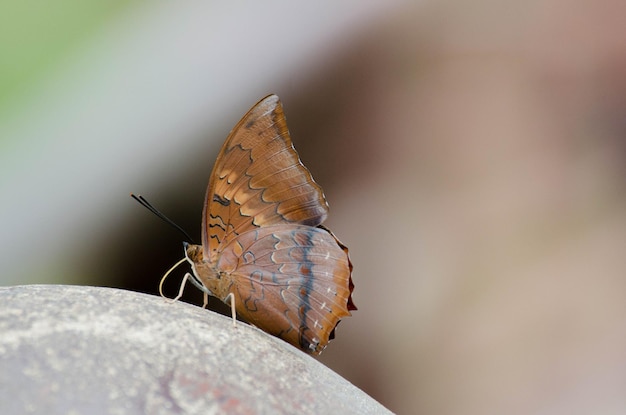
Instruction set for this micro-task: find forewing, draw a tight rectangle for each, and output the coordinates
[202,95,329,260]
[217,225,355,354]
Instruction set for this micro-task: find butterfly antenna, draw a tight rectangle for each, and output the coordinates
[131,193,195,243]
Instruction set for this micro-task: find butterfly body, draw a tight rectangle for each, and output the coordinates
[185,243,232,301]
[186,95,355,355]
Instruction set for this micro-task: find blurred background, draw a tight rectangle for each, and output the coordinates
[1,1,625,413]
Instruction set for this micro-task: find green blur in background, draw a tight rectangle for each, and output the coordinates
[0,1,132,117]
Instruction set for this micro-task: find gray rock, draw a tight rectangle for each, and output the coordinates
[0,285,392,414]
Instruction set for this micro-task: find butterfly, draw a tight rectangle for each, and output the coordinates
[181,94,355,355]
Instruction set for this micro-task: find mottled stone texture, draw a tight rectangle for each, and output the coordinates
[0,285,391,415]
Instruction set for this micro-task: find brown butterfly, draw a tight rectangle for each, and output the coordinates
[182,94,355,355]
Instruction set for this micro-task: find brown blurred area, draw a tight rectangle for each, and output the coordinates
[288,1,626,413]
[89,1,626,413]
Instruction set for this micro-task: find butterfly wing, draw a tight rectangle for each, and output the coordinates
[202,95,329,261]
[217,224,356,355]
[192,94,355,354]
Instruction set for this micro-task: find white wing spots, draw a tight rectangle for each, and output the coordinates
[219,169,231,180]
[326,286,337,296]
[324,251,330,260]
[320,301,326,310]
[226,173,234,184]
[308,337,320,351]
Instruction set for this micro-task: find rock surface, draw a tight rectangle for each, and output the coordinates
[0,285,392,415]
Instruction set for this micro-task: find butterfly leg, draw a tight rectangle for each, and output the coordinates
[202,292,209,309]
[158,257,188,302]
[224,292,237,327]
[162,272,192,304]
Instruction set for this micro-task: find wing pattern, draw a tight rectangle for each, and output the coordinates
[217,225,355,354]
[202,95,328,261]
[187,94,355,354]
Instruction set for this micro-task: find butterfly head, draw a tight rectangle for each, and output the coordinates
[183,241,203,264]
